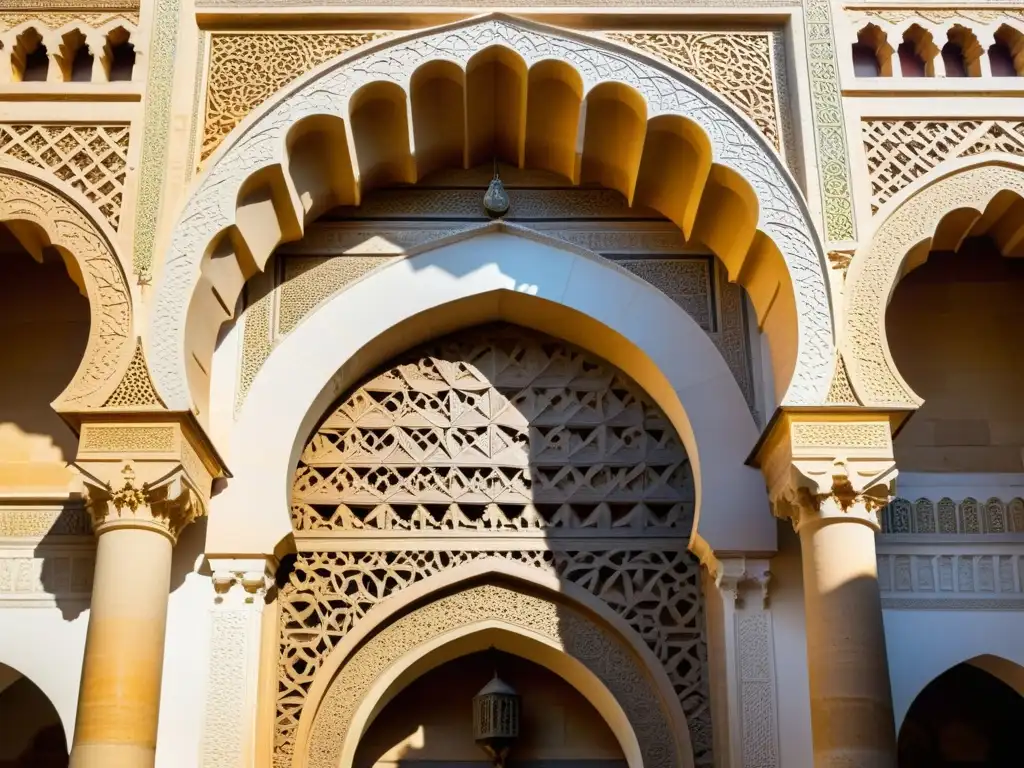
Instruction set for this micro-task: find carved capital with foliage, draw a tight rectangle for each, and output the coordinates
[755,412,898,532]
[74,413,228,542]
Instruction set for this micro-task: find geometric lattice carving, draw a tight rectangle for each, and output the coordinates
[201,32,385,162]
[0,124,130,228]
[862,120,1024,214]
[607,32,782,151]
[292,325,695,533]
[277,549,711,766]
[883,496,1024,535]
[102,339,165,408]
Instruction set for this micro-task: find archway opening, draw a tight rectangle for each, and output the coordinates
[886,234,1024,473]
[0,222,90,493]
[897,661,1024,767]
[0,662,68,768]
[354,649,626,768]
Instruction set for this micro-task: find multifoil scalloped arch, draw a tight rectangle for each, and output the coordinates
[843,155,1024,407]
[149,13,834,417]
[0,158,134,409]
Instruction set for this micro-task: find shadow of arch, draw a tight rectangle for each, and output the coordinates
[294,574,691,768]
[0,662,68,768]
[844,154,1024,410]
[897,659,1024,768]
[150,13,834,422]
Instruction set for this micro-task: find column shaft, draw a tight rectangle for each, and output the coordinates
[71,526,173,768]
[799,516,896,768]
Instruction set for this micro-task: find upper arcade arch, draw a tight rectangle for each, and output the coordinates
[0,157,134,410]
[149,13,835,422]
[208,226,771,558]
[843,154,1024,408]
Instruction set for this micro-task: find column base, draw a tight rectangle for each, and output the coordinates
[70,743,156,768]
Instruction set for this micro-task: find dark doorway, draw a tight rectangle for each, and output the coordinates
[898,662,1024,767]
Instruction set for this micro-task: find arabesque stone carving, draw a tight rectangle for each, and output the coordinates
[863,120,1024,214]
[0,124,130,229]
[292,325,695,533]
[201,32,386,162]
[606,32,783,151]
[0,161,133,408]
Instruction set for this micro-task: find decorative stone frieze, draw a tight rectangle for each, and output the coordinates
[0,11,138,33]
[75,415,227,541]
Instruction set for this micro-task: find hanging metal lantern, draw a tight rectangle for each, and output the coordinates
[473,674,520,767]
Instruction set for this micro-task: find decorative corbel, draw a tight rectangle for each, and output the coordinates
[209,557,277,604]
[714,557,773,609]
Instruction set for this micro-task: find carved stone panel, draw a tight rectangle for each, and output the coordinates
[292,325,695,533]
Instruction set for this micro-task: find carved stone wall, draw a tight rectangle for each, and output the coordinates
[0,124,130,229]
[200,30,792,168]
[606,31,791,162]
[201,32,386,162]
[877,548,1024,610]
[292,325,695,533]
[863,120,1024,214]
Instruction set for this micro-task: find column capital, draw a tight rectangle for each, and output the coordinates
[73,412,229,542]
[754,411,898,532]
[209,556,277,604]
[715,557,773,609]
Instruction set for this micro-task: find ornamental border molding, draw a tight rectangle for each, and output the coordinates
[843,154,1024,407]
[150,14,833,412]
[303,582,685,768]
[805,0,857,242]
[0,157,134,408]
[132,0,180,277]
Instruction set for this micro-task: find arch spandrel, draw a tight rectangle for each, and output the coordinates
[150,13,834,418]
[843,155,1024,408]
[0,157,134,409]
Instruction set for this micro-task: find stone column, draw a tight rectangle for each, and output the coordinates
[70,418,224,768]
[758,414,898,768]
[703,557,780,768]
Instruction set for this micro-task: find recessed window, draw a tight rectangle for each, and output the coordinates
[898,41,926,77]
[853,42,881,77]
[942,42,967,77]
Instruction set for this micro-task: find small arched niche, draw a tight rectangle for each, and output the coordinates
[0,662,68,768]
[898,660,1024,768]
[354,649,626,768]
